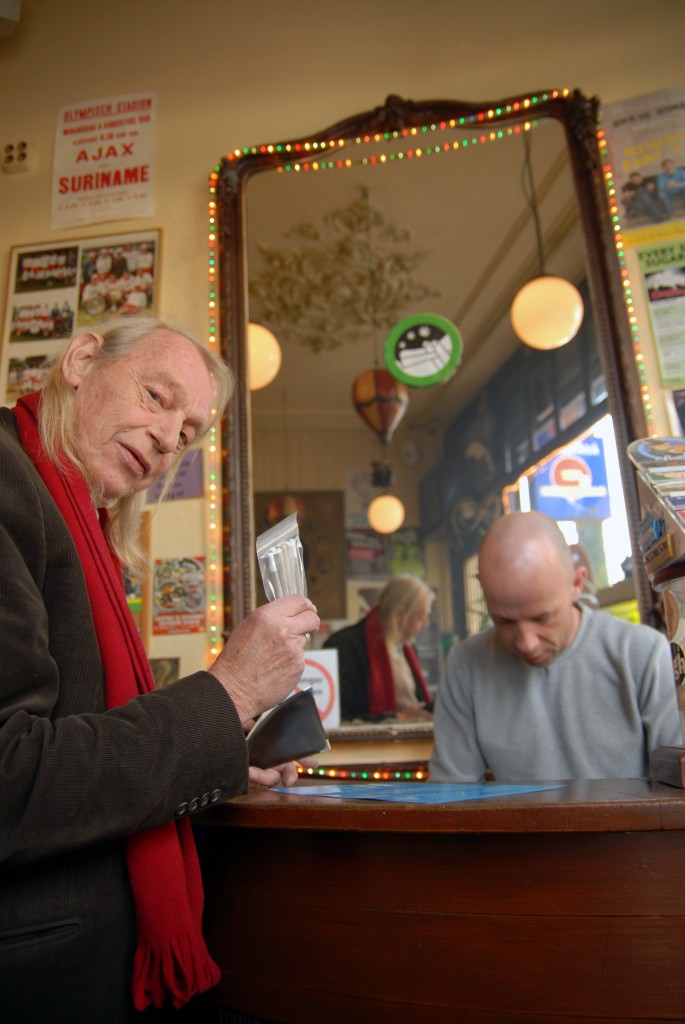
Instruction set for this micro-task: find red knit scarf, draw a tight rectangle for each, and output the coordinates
[364,605,431,717]
[14,392,220,1011]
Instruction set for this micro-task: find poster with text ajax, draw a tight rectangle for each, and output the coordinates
[51,92,156,230]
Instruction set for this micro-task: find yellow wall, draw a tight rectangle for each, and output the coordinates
[1,0,683,673]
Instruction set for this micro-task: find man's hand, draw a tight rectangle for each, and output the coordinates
[249,755,319,788]
[208,595,319,725]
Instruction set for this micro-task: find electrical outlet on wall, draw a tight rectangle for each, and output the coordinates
[2,141,36,173]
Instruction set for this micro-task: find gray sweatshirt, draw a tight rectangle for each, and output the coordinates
[430,605,682,782]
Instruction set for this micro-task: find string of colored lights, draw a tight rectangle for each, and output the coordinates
[206,187,221,660]
[221,92,569,173]
[206,89,568,661]
[300,765,428,781]
[597,127,655,432]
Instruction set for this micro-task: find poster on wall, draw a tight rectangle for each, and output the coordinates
[0,229,160,404]
[345,525,426,580]
[146,449,204,504]
[637,238,685,388]
[152,556,206,635]
[601,85,685,241]
[52,92,156,229]
[346,527,388,580]
[386,526,425,578]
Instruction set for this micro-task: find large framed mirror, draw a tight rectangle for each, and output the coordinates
[214,90,650,654]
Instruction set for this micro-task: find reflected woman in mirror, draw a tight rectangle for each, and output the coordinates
[324,575,435,722]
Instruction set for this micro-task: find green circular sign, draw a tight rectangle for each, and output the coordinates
[384,313,463,388]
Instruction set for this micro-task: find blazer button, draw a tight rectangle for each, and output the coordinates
[210,788,222,803]
[188,797,200,813]
[175,802,189,816]
[200,792,210,807]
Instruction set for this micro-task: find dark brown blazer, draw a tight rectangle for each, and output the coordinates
[0,408,248,1022]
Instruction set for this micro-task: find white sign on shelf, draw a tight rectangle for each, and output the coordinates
[297,650,340,730]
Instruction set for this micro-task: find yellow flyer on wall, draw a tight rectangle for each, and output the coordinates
[601,85,685,241]
[638,238,685,388]
[51,92,156,229]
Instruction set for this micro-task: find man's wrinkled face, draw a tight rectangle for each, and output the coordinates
[64,330,214,503]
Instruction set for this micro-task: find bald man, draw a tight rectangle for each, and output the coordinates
[430,511,682,782]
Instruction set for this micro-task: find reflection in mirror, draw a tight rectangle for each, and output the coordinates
[216,92,647,712]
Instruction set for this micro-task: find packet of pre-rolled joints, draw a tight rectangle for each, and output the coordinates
[256,512,307,601]
[250,512,329,768]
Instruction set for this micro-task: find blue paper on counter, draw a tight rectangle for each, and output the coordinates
[274,782,564,803]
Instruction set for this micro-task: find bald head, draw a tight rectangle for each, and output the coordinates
[479,511,574,585]
[477,512,585,666]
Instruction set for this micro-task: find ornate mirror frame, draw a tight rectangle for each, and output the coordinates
[213,90,649,633]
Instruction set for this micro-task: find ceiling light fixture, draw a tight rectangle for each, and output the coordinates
[248,322,282,390]
[368,493,406,534]
[354,189,408,535]
[367,459,405,535]
[510,130,584,351]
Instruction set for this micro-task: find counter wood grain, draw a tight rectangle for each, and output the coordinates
[195,779,685,1023]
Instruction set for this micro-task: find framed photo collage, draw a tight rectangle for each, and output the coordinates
[0,229,160,404]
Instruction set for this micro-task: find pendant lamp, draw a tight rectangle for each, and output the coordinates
[510,132,583,351]
[248,322,282,390]
[351,189,408,535]
[367,459,405,535]
[368,493,406,534]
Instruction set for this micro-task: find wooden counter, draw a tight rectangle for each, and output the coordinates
[194,779,685,1023]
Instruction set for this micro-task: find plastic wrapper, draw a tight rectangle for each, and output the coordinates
[256,512,307,601]
[250,512,329,768]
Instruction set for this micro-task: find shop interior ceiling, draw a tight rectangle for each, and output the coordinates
[247,112,586,436]
[232,2,682,443]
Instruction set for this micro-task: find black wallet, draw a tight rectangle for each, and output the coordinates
[246,688,330,769]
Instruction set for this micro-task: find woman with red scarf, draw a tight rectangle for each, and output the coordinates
[324,575,434,721]
[0,316,319,1023]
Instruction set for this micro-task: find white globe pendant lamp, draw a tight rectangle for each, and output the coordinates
[511,274,584,350]
[367,493,406,534]
[511,131,584,351]
[248,322,282,390]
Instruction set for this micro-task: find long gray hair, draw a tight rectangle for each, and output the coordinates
[376,575,434,634]
[39,315,233,577]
